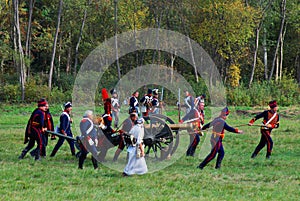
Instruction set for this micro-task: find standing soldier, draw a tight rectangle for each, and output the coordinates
[197,107,243,169]
[140,88,153,120]
[110,89,120,128]
[183,90,194,115]
[19,99,47,160]
[150,89,160,114]
[78,110,99,169]
[50,102,75,157]
[248,100,280,159]
[129,91,140,115]
[185,101,205,156]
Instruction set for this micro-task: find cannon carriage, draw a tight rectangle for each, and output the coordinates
[47,113,197,161]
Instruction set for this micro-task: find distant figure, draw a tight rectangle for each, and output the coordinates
[183,90,194,114]
[150,88,160,114]
[197,107,243,169]
[19,99,48,160]
[50,102,75,157]
[129,91,140,115]
[123,118,148,176]
[140,89,153,119]
[111,89,120,128]
[248,100,280,159]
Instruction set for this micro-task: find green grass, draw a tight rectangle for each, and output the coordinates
[0,104,299,200]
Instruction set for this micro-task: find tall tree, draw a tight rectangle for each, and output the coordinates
[48,0,63,89]
[13,0,26,100]
[269,0,287,81]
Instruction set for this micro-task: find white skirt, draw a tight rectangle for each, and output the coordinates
[124,146,148,175]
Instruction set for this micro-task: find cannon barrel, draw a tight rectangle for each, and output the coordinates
[144,123,194,130]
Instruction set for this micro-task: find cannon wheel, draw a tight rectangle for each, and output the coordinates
[143,114,179,160]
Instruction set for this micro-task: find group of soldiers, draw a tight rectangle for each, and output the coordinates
[18,88,280,173]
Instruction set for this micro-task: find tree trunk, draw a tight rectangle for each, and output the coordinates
[279,24,287,80]
[25,0,34,79]
[114,0,121,80]
[13,0,26,101]
[249,26,261,87]
[74,0,90,76]
[48,0,63,89]
[269,0,286,81]
[263,27,268,80]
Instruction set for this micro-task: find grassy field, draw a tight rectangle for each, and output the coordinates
[0,104,299,201]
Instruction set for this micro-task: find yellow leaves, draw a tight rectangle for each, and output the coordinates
[228,63,241,88]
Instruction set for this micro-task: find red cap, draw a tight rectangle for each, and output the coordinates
[269,100,277,108]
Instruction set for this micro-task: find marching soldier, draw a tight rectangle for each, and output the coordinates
[197,107,243,169]
[78,110,99,169]
[50,102,75,157]
[248,100,280,159]
[19,99,48,160]
[30,101,54,158]
[185,101,205,157]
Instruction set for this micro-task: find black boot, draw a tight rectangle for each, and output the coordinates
[251,152,257,158]
[197,163,204,169]
[215,161,222,169]
[18,150,27,159]
[92,156,98,169]
[50,150,56,157]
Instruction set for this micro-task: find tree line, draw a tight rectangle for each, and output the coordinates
[0,0,299,105]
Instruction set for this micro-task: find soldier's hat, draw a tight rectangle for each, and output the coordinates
[147,88,152,94]
[269,100,277,108]
[221,107,230,116]
[110,88,117,95]
[102,88,110,100]
[152,88,159,95]
[37,98,47,107]
[64,101,72,109]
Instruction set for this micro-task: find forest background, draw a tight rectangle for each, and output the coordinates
[0,0,299,106]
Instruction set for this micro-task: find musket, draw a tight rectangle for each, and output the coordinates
[46,130,76,141]
[233,124,266,127]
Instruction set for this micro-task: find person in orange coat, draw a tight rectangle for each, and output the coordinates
[248,100,280,159]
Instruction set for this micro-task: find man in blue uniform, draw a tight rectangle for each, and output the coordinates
[50,102,75,157]
[197,107,243,169]
[78,110,99,169]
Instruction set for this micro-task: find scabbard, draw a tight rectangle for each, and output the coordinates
[46,130,76,141]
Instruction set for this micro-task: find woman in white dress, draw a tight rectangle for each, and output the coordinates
[123,118,148,176]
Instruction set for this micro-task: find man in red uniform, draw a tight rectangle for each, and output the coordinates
[197,107,243,169]
[248,100,280,159]
[19,99,47,160]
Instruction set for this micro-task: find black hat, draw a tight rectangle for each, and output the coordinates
[64,101,72,109]
[37,98,47,107]
[110,88,117,95]
[147,88,152,94]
